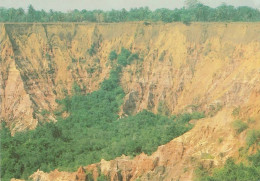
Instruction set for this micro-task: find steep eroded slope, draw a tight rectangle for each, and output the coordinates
[1,22,260,180]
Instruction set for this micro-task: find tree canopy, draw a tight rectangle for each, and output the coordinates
[1,3,260,23]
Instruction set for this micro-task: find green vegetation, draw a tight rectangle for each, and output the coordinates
[159,51,166,62]
[201,153,214,160]
[247,118,256,124]
[1,3,260,23]
[109,50,117,61]
[157,101,170,116]
[196,151,260,181]
[88,43,97,56]
[218,137,223,144]
[246,129,260,147]
[232,120,248,134]
[117,48,139,66]
[208,103,223,117]
[232,107,240,117]
[86,67,96,75]
[197,127,260,181]
[1,48,204,181]
[39,109,50,116]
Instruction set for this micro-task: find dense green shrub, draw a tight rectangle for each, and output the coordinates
[248,151,260,167]
[109,50,117,61]
[116,48,139,66]
[117,48,131,66]
[1,110,202,180]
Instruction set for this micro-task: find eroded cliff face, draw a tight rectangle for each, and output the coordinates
[1,22,260,134]
[1,22,260,180]
[1,23,112,133]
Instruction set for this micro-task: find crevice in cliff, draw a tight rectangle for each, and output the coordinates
[3,24,38,129]
[4,25,20,55]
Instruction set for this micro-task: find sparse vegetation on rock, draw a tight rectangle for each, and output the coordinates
[196,151,260,181]
[232,120,248,134]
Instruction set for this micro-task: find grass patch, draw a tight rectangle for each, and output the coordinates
[88,43,97,56]
[246,129,260,147]
[232,120,248,134]
[232,107,240,117]
[218,137,223,144]
[201,153,214,160]
[247,118,256,124]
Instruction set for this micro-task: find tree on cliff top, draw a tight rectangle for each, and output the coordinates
[1,4,260,22]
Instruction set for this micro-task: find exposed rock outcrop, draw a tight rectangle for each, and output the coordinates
[30,169,77,181]
[75,166,86,181]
